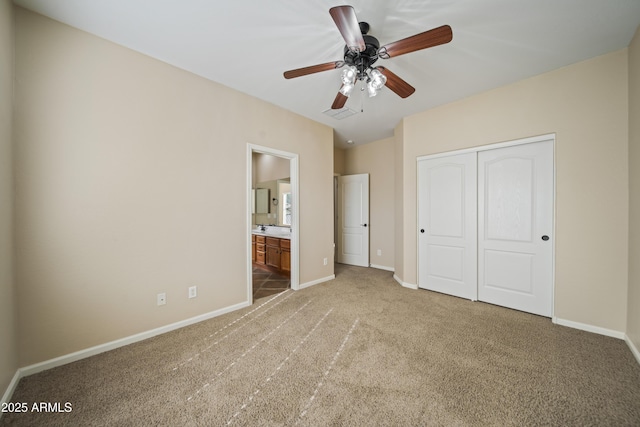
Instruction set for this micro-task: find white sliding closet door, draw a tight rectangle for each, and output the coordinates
[418,153,477,300]
[418,138,554,317]
[477,141,554,316]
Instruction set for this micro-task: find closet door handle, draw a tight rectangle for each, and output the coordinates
[361,223,367,227]
[420,229,425,233]
[541,235,549,241]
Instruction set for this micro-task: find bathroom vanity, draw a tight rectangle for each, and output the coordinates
[252,227,291,277]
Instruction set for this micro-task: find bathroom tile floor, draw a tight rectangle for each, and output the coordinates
[252,267,290,301]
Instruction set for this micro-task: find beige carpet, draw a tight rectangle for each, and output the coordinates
[3,264,640,426]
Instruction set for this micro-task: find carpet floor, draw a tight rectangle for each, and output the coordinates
[2,264,640,426]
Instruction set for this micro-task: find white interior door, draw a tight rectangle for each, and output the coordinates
[478,140,554,316]
[337,174,369,267]
[418,153,477,300]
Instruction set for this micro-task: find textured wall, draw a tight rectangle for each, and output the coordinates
[399,50,629,332]
[344,137,395,270]
[0,0,17,399]
[628,25,640,354]
[14,8,333,366]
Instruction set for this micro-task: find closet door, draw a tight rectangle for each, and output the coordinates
[477,140,554,317]
[418,153,477,300]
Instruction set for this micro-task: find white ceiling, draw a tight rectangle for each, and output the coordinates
[13,0,640,148]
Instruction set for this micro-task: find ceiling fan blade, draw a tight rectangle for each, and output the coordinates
[379,25,452,58]
[331,88,349,110]
[378,67,415,98]
[329,6,366,52]
[284,61,343,79]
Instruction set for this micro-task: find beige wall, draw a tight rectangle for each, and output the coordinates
[344,138,395,270]
[14,8,334,366]
[333,147,345,175]
[254,152,290,183]
[0,0,17,397]
[394,121,406,282]
[628,26,640,351]
[398,50,630,332]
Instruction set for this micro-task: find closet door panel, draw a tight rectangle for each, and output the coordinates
[478,140,554,317]
[418,153,477,300]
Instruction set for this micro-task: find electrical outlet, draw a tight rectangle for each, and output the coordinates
[157,293,166,306]
[377,249,382,256]
[188,286,197,299]
[323,257,328,266]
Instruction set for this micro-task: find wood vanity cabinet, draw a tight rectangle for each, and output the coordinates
[255,235,266,265]
[252,234,290,277]
[280,239,290,273]
[251,235,256,263]
[266,237,281,269]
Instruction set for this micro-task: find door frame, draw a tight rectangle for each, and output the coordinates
[247,144,300,303]
[416,133,556,318]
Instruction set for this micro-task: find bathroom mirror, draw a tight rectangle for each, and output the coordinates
[255,188,269,214]
[253,178,291,226]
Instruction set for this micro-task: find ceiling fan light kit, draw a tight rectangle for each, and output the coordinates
[367,68,387,97]
[283,5,453,110]
[339,66,357,96]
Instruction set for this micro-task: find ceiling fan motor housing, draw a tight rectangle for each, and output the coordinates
[343,24,379,80]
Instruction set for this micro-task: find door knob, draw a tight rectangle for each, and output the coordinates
[420,229,425,233]
[361,223,367,227]
[541,235,549,241]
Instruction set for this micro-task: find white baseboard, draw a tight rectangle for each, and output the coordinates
[298,275,335,290]
[8,299,252,394]
[552,317,625,340]
[0,370,22,414]
[0,276,336,406]
[1,300,250,410]
[393,274,418,290]
[625,335,640,366]
[370,264,394,272]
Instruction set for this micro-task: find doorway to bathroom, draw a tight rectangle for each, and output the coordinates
[247,144,299,304]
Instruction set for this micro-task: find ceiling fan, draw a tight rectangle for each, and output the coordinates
[283,5,453,110]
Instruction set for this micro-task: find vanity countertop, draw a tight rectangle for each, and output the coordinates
[251,230,291,240]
